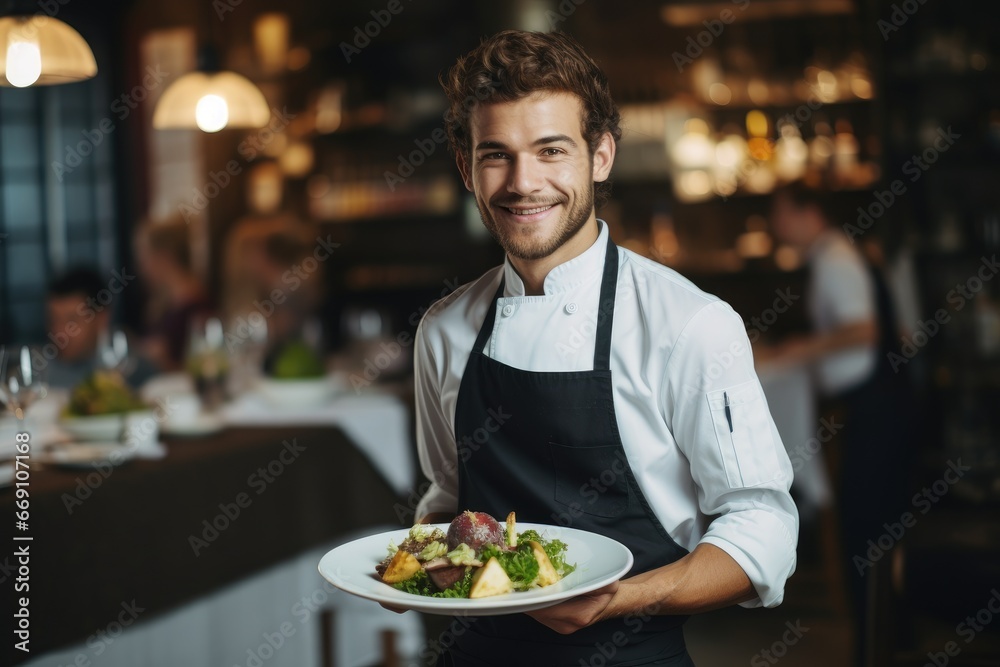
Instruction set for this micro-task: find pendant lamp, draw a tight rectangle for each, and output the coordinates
[153,43,269,133]
[0,14,97,87]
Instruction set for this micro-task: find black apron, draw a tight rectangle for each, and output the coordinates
[830,260,915,666]
[441,240,694,667]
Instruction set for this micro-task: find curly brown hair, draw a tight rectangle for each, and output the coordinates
[440,30,622,207]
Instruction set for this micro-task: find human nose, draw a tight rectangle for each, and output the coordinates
[507,155,544,195]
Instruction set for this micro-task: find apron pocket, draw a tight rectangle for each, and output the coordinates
[548,441,631,518]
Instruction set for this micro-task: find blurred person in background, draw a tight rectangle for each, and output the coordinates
[765,180,914,663]
[45,266,156,389]
[243,232,325,353]
[134,217,215,371]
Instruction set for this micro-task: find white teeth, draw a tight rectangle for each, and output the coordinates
[507,205,553,215]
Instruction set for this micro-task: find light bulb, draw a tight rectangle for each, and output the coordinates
[6,40,41,87]
[195,94,229,132]
[715,136,745,168]
[672,133,714,169]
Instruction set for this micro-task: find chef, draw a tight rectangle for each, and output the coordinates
[414,30,798,666]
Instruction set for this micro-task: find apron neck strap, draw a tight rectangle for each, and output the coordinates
[473,238,620,371]
[593,239,619,371]
[472,280,503,355]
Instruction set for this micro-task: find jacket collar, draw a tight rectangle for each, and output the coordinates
[502,220,609,296]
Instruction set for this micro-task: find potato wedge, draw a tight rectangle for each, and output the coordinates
[381,550,422,583]
[469,557,514,599]
[528,540,561,587]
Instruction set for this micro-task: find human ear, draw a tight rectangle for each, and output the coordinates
[456,152,474,192]
[591,132,616,183]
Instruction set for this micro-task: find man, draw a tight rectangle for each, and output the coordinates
[414,31,797,665]
[134,217,214,371]
[767,181,912,663]
[244,232,324,353]
[765,182,881,388]
[45,267,155,389]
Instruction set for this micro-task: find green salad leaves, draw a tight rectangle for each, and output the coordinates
[480,543,540,591]
[392,569,475,598]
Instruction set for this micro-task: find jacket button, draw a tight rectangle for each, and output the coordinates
[501,304,515,317]
[565,302,578,314]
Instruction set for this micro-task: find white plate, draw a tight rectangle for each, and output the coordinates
[59,413,125,441]
[318,522,633,616]
[36,442,135,468]
[257,373,349,409]
[161,413,225,437]
[60,410,156,442]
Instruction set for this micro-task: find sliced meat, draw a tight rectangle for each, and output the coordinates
[374,531,447,578]
[427,565,466,591]
[422,557,451,570]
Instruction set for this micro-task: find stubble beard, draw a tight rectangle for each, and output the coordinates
[477,184,595,261]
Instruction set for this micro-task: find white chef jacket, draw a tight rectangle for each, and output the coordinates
[806,229,878,395]
[414,221,798,608]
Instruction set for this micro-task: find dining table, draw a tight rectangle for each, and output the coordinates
[1,388,420,666]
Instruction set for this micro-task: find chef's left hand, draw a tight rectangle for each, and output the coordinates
[524,580,620,634]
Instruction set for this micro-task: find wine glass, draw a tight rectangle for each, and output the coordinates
[97,328,137,378]
[186,317,228,410]
[0,345,48,425]
[227,314,268,395]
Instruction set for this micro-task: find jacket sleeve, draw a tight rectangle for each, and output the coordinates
[413,317,460,521]
[664,301,798,607]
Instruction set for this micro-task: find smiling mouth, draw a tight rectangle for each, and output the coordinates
[501,204,556,216]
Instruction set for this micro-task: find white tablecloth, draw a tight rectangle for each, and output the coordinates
[220,390,416,496]
[139,374,417,497]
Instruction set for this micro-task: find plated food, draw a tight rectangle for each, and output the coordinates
[59,372,154,442]
[375,511,574,599]
[63,371,147,417]
[267,341,325,379]
[318,520,632,615]
[256,341,346,408]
